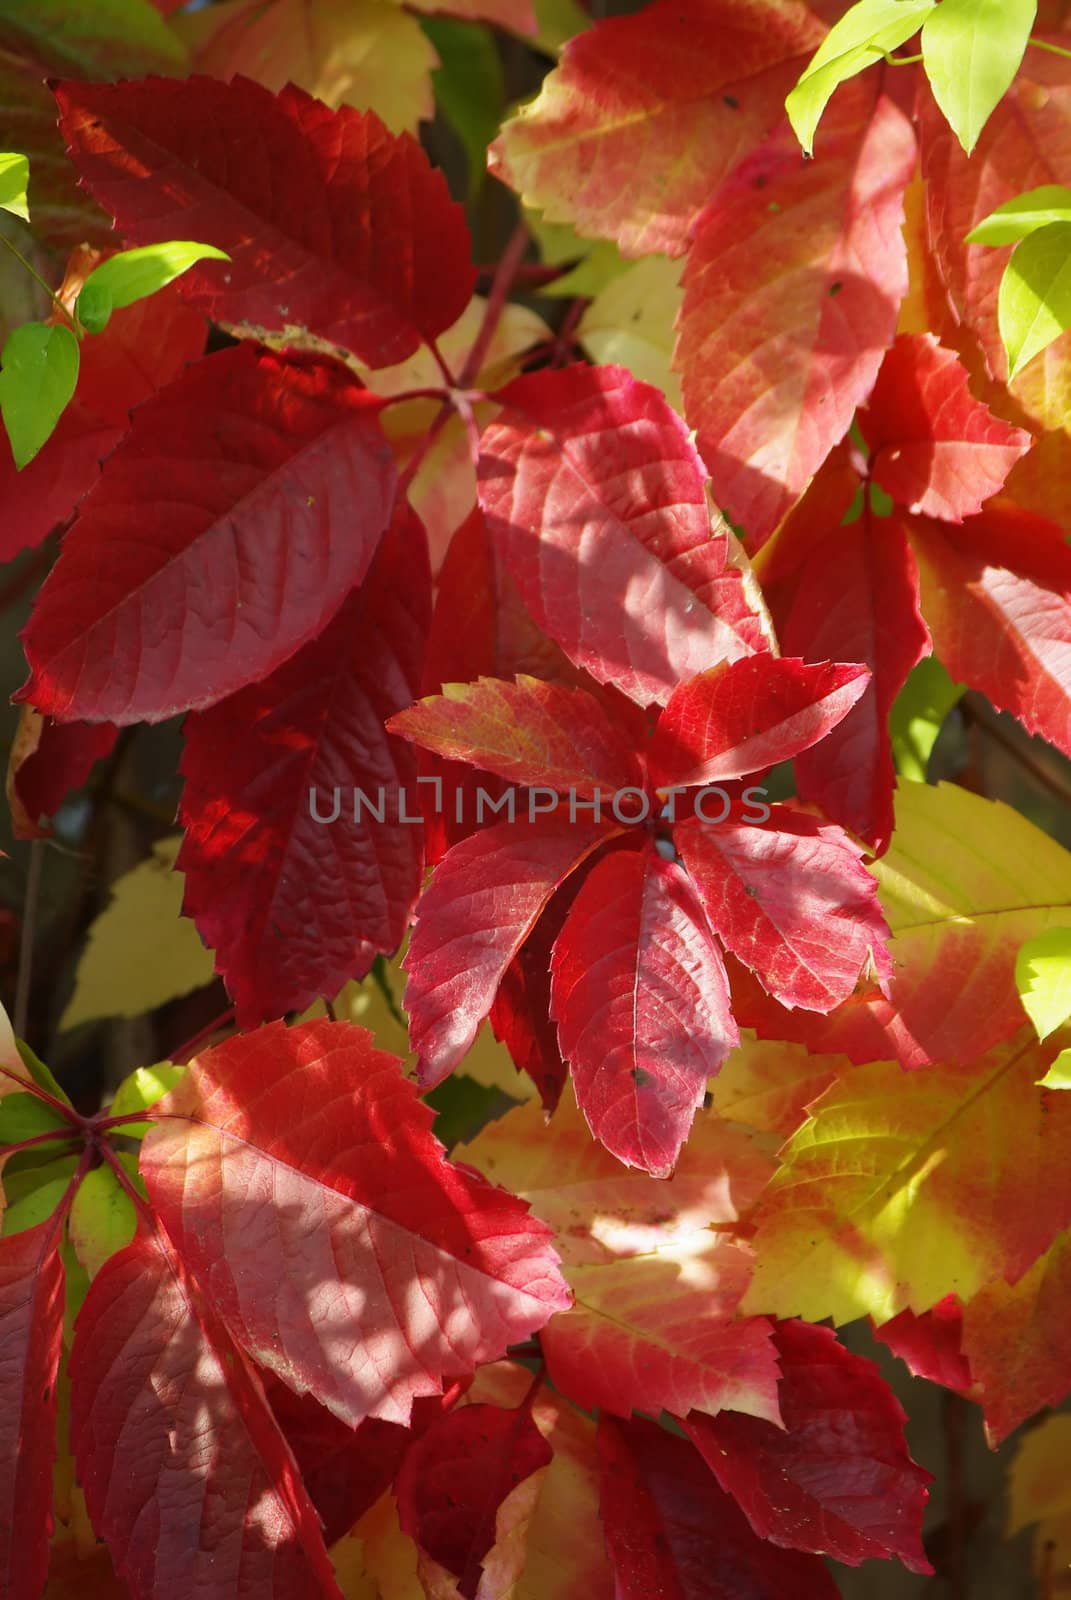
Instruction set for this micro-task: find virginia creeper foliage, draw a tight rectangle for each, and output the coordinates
[2,0,1071,1597]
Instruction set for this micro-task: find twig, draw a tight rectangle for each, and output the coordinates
[960,692,1071,809]
[944,1390,968,1600]
[458,221,530,389]
[14,838,43,1040]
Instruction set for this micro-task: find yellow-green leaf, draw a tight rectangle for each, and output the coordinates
[786,0,934,156]
[0,152,29,221]
[1000,220,1071,379]
[1016,927,1071,1040]
[76,240,229,334]
[966,183,1071,247]
[60,837,216,1031]
[68,1159,137,1279]
[578,254,683,410]
[920,0,1035,156]
[743,1029,1071,1326]
[0,320,79,469]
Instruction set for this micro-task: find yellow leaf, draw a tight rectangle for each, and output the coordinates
[60,837,215,1031]
[1017,927,1071,1040]
[1008,1414,1071,1577]
[711,1032,848,1137]
[458,1363,613,1600]
[744,1027,1071,1325]
[578,255,683,410]
[354,1491,423,1599]
[177,0,436,133]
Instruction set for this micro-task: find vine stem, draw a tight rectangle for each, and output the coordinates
[0,1126,78,1156]
[457,221,530,390]
[0,233,80,332]
[14,838,44,1042]
[1029,35,1071,61]
[169,1005,236,1064]
[0,1060,81,1125]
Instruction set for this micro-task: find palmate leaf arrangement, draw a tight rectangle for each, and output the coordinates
[3,0,1071,1594]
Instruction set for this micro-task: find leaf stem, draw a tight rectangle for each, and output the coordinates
[458,221,530,390]
[0,1060,80,1125]
[0,1125,79,1157]
[1029,35,1071,60]
[0,232,80,333]
[169,1005,235,1064]
[882,50,923,65]
[14,838,44,1042]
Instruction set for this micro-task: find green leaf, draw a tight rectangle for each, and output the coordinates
[966,185,1071,247]
[786,0,935,155]
[0,1091,69,1147]
[889,657,965,782]
[1,1153,78,1235]
[76,240,229,334]
[60,837,216,1031]
[921,0,1035,155]
[422,19,504,198]
[16,1039,72,1106]
[108,1062,185,1138]
[68,1160,137,1279]
[1016,928,1071,1040]
[999,220,1071,379]
[1037,1047,1071,1089]
[529,0,589,55]
[0,320,79,468]
[0,0,187,78]
[528,212,627,299]
[0,152,29,221]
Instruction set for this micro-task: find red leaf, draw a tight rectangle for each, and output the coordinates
[687,1319,932,1573]
[404,814,619,1087]
[395,1399,552,1597]
[265,1375,455,1547]
[489,871,584,1112]
[54,75,475,367]
[419,507,581,864]
[960,1231,1071,1444]
[138,1020,571,1426]
[0,282,206,562]
[859,335,1032,520]
[178,504,430,1025]
[781,509,930,853]
[478,365,771,708]
[389,675,642,797]
[906,501,1071,759]
[7,710,119,840]
[70,1228,343,1600]
[0,1221,66,1600]
[676,808,892,1012]
[596,1413,839,1598]
[871,1297,973,1397]
[550,842,737,1175]
[489,0,824,256]
[18,346,396,725]
[677,78,915,547]
[648,656,869,792]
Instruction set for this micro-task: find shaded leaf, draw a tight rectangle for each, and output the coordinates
[18,345,396,723]
[687,1318,932,1572]
[56,74,474,367]
[178,505,430,1025]
[597,1413,839,1598]
[61,838,215,1031]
